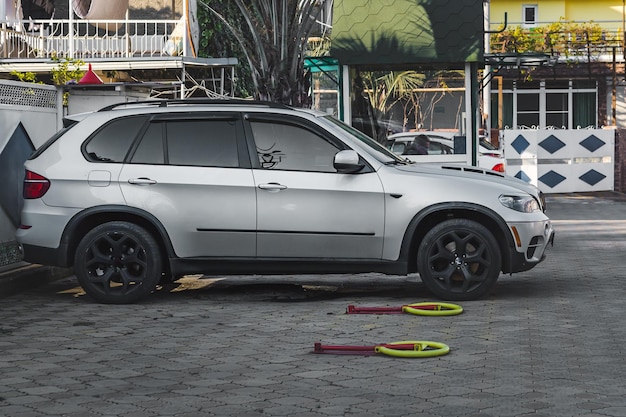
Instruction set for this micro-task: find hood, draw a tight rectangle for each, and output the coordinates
[393,162,543,200]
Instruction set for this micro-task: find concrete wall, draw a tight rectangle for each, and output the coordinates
[66,86,151,115]
[0,80,59,266]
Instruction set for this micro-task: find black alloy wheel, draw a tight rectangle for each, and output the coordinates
[417,219,501,301]
[74,221,162,304]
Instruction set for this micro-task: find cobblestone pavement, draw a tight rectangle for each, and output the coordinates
[2,194,626,417]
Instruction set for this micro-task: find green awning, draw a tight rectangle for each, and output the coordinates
[331,0,483,66]
[304,57,339,73]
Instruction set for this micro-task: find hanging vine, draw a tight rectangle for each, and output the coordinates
[491,19,619,58]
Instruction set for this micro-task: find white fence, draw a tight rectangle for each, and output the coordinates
[1,18,182,59]
[503,129,615,193]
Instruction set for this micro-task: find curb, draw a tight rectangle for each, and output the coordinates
[0,264,73,298]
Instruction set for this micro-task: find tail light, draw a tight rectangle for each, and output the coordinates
[23,170,50,199]
[491,163,505,173]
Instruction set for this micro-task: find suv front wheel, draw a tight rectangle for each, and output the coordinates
[417,219,501,301]
[74,221,162,304]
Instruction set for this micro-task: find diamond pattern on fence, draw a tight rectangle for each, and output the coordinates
[539,135,566,154]
[503,129,614,193]
[579,169,607,186]
[579,135,606,153]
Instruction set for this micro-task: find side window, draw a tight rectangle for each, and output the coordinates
[250,121,340,172]
[84,116,147,162]
[428,143,439,155]
[391,142,405,154]
[166,120,239,167]
[430,143,453,155]
[131,123,164,164]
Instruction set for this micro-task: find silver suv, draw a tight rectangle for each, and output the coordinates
[17,99,555,304]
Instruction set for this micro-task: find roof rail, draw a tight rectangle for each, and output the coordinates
[98,98,293,112]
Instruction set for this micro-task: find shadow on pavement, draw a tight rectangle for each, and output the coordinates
[38,273,435,304]
[39,273,552,304]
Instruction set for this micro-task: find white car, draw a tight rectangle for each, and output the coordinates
[387,131,506,172]
[17,99,552,303]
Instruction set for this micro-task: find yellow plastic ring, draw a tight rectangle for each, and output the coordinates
[375,340,450,358]
[401,302,463,316]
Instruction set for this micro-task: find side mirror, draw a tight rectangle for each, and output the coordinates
[334,150,364,173]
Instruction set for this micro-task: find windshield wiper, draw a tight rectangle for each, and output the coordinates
[384,159,412,166]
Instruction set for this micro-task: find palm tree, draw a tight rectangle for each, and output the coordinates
[359,70,426,131]
[358,69,465,133]
[198,0,323,106]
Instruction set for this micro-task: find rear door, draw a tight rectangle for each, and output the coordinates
[119,112,257,258]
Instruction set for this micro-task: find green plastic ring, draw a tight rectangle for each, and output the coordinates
[375,340,450,358]
[401,302,463,316]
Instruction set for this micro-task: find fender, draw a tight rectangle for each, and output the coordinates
[398,201,516,266]
[59,205,177,264]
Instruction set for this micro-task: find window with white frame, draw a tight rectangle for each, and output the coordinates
[490,80,597,129]
[516,92,540,128]
[522,4,538,27]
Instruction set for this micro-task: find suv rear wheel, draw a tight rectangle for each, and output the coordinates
[417,219,501,301]
[74,221,162,304]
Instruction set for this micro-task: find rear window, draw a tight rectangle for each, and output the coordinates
[84,116,148,162]
[480,139,498,150]
[130,118,240,167]
[166,120,239,167]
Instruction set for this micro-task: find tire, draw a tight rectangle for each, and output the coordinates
[74,221,162,304]
[417,219,501,301]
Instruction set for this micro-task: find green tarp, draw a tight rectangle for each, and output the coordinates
[331,0,483,66]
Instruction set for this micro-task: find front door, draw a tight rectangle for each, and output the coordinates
[247,115,385,259]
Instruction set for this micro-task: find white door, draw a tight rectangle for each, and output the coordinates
[119,116,256,258]
[247,117,385,259]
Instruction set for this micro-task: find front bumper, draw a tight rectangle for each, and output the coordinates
[505,219,555,273]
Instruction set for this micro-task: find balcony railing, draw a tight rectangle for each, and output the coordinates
[489,23,625,62]
[1,18,187,59]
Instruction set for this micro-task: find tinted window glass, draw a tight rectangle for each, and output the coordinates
[391,142,406,154]
[166,120,238,167]
[131,123,164,164]
[573,92,596,128]
[85,116,147,162]
[480,139,497,150]
[251,121,339,172]
[429,142,451,155]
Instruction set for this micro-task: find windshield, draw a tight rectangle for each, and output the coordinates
[480,139,498,150]
[320,115,406,163]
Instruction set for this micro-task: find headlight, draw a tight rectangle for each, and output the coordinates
[499,195,541,213]
[539,191,546,211]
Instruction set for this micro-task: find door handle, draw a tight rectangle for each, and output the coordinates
[258,182,287,191]
[128,177,157,185]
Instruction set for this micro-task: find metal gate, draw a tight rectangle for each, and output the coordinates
[502,129,614,193]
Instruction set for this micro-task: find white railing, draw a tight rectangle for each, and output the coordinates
[1,18,185,59]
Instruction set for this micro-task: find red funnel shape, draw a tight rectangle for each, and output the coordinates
[79,63,103,84]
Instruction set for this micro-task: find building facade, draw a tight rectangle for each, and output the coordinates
[486,0,626,192]
[488,0,626,129]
